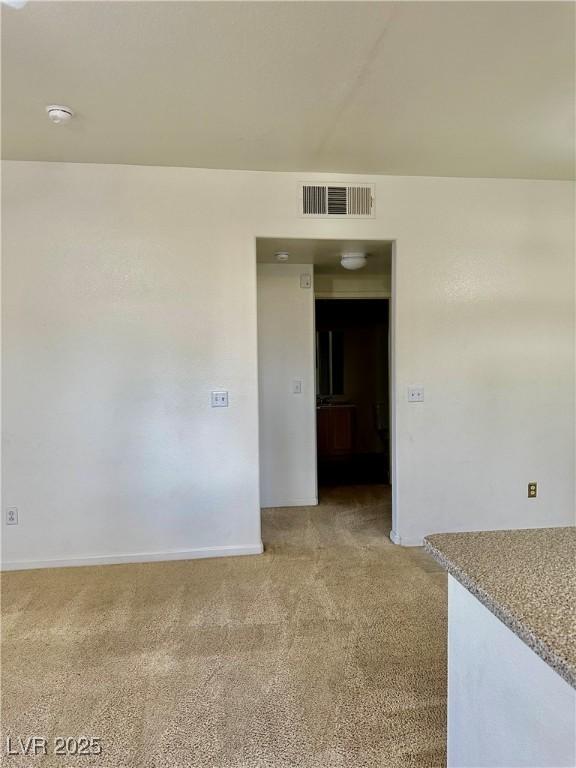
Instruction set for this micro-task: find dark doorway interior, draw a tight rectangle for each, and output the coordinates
[315,299,389,486]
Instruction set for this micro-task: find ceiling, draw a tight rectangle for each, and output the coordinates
[2,1,574,180]
[256,238,392,276]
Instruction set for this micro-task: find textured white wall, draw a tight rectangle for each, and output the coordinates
[314,272,391,298]
[257,264,317,507]
[1,162,574,568]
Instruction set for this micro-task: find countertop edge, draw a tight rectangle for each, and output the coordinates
[423,537,576,691]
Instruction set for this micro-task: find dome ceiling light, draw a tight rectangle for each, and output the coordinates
[340,252,367,271]
[275,251,289,262]
[1,0,28,8]
[46,105,74,124]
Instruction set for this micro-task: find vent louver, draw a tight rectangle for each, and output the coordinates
[300,183,374,218]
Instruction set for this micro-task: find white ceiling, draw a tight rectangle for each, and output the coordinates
[2,1,574,180]
[256,238,392,275]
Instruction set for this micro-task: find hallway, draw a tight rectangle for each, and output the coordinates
[2,486,447,767]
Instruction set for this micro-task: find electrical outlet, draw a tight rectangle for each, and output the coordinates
[407,386,424,402]
[211,391,229,408]
[528,482,537,498]
[6,507,18,525]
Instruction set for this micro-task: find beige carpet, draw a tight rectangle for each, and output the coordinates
[1,486,447,767]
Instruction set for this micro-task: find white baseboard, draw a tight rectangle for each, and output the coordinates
[1,542,264,572]
[389,529,423,547]
[262,497,318,509]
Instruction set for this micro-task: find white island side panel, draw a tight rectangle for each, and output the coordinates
[448,575,576,768]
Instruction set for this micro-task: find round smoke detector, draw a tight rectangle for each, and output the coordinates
[275,251,289,262]
[46,105,74,124]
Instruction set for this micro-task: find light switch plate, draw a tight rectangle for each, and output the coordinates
[407,386,424,402]
[292,378,303,394]
[211,391,229,407]
[300,273,312,289]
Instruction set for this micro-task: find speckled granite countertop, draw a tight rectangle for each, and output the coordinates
[424,527,576,689]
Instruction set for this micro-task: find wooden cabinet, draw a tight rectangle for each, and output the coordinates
[316,405,356,457]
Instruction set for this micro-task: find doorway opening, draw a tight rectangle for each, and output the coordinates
[316,298,389,488]
[256,237,394,537]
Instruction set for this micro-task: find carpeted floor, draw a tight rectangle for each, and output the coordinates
[1,486,447,768]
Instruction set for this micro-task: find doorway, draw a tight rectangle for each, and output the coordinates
[316,298,389,488]
[255,237,394,529]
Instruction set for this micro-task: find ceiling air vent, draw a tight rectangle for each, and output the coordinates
[300,183,374,218]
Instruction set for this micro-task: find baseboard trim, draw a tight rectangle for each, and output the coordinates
[389,530,423,547]
[262,498,318,509]
[1,542,264,572]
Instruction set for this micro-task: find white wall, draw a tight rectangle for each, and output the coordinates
[314,272,391,298]
[257,264,317,507]
[2,162,574,568]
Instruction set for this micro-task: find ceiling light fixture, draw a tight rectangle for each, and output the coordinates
[46,105,74,124]
[275,251,289,262]
[1,0,28,8]
[341,252,367,271]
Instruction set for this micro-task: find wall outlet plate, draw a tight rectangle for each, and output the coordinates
[211,391,229,407]
[528,482,537,498]
[6,507,18,525]
[292,378,303,394]
[407,386,424,402]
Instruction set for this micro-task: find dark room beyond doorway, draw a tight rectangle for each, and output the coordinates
[315,299,389,487]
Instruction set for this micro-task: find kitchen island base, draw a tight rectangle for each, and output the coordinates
[448,575,575,768]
